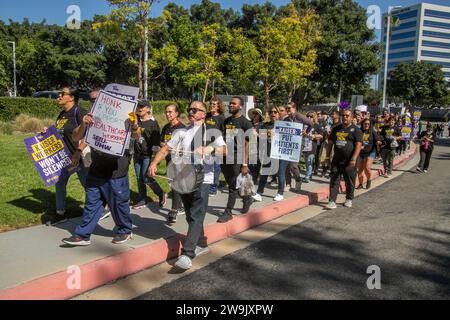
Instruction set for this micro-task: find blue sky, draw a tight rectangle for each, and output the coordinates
[1,0,449,26]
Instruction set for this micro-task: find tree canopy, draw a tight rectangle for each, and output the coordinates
[388,61,449,107]
[0,0,392,109]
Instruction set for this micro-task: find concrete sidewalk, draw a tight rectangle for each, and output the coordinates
[0,143,417,300]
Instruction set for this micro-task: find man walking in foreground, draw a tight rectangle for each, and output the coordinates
[325,109,363,209]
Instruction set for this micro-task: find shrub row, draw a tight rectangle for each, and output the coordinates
[0,97,189,121]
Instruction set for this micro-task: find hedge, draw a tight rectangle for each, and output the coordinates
[0,97,189,121]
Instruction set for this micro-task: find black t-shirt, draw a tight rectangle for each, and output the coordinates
[329,124,363,165]
[205,113,225,132]
[224,115,253,162]
[55,105,86,154]
[259,121,275,167]
[380,125,401,150]
[161,121,186,163]
[134,119,161,158]
[420,130,435,151]
[303,123,323,155]
[88,149,132,180]
[360,128,379,156]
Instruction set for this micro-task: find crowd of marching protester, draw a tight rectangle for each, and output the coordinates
[47,86,436,270]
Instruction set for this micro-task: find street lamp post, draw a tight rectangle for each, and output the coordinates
[7,41,17,97]
[382,6,402,114]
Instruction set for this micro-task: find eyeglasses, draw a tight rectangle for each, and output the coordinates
[270,110,278,114]
[285,107,291,110]
[188,108,206,114]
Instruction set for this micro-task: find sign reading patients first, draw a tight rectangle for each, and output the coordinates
[270,121,304,162]
[85,90,137,157]
[24,126,78,187]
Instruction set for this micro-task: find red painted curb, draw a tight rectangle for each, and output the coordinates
[0,143,417,300]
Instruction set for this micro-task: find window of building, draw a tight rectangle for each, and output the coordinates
[424,9,450,20]
[424,20,450,30]
[383,31,416,42]
[423,30,450,40]
[390,41,416,50]
[422,40,450,49]
[421,50,450,59]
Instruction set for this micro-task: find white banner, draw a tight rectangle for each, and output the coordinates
[270,121,304,162]
[85,90,137,157]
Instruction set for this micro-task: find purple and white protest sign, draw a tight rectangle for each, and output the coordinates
[24,126,78,187]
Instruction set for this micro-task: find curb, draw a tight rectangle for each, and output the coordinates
[0,143,417,300]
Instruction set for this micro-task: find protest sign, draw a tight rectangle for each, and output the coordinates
[413,111,422,121]
[24,126,78,187]
[104,83,139,101]
[270,121,303,162]
[401,125,413,141]
[85,90,137,157]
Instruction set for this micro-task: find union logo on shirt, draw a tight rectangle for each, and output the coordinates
[56,119,68,129]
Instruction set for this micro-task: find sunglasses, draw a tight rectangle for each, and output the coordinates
[188,108,206,114]
[270,110,278,114]
[58,92,69,97]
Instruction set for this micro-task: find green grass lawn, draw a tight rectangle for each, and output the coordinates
[0,134,171,232]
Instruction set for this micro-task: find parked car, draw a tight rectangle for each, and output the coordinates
[33,90,90,101]
[33,91,59,99]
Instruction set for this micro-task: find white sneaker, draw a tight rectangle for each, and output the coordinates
[344,200,353,208]
[194,246,209,257]
[177,208,186,216]
[252,193,263,202]
[327,201,337,209]
[273,194,284,201]
[174,255,192,270]
[423,170,428,173]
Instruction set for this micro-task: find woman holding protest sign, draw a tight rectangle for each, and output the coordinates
[417,125,435,173]
[45,87,88,222]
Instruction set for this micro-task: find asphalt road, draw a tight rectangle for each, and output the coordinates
[137,145,450,300]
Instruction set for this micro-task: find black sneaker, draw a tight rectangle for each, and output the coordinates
[217,211,233,223]
[356,185,364,190]
[62,235,91,246]
[159,193,166,207]
[112,233,132,244]
[167,210,178,224]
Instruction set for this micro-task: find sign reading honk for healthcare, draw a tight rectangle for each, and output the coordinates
[85,90,137,157]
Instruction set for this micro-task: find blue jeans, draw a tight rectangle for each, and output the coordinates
[75,175,133,240]
[55,163,88,213]
[180,184,210,258]
[304,153,315,180]
[209,163,221,194]
[277,160,289,195]
[134,156,163,202]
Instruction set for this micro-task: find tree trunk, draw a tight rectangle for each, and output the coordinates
[138,47,143,98]
[265,81,271,111]
[202,78,209,103]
